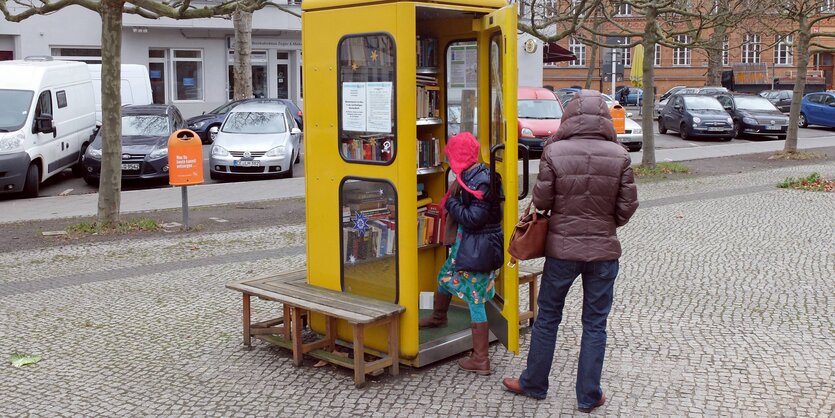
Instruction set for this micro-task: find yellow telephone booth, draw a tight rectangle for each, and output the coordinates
[302,0,520,366]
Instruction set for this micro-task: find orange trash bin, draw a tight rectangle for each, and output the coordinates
[610,104,626,134]
[168,129,204,186]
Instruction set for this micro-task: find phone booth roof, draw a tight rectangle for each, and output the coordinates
[301,0,506,11]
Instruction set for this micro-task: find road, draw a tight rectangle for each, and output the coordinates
[6,126,835,199]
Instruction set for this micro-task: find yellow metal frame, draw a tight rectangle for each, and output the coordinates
[302,0,519,362]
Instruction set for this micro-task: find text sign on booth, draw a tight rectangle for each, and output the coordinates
[168,129,205,186]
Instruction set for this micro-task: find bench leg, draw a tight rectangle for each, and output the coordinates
[283,305,291,340]
[242,294,252,349]
[326,316,337,352]
[352,324,366,388]
[387,317,399,376]
[291,307,304,367]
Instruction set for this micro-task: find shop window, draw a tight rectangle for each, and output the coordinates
[50,47,101,64]
[173,49,203,101]
[337,34,396,163]
[227,50,268,100]
[340,179,398,302]
[446,41,478,138]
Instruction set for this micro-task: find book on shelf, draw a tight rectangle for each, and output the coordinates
[417,203,445,247]
[416,86,440,119]
[416,36,438,68]
[417,137,442,169]
[341,134,393,162]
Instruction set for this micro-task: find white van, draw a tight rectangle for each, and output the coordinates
[87,64,153,125]
[0,59,97,197]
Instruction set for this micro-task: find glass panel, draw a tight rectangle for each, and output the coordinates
[446,41,478,138]
[277,52,290,60]
[341,179,398,302]
[338,34,396,163]
[174,60,203,101]
[174,50,201,59]
[149,62,165,104]
[51,48,101,57]
[227,65,268,100]
[149,49,165,59]
[489,34,504,149]
[277,63,289,99]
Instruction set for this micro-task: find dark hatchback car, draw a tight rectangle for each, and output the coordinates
[187,98,303,143]
[658,94,734,140]
[759,89,793,113]
[712,93,788,140]
[81,104,186,186]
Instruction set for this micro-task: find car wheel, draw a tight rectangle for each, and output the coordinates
[680,123,690,140]
[72,143,89,177]
[294,149,301,164]
[798,113,809,128]
[208,125,220,143]
[83,176,98,187]
[210,171,222,181]
[777,135,786,140]
[732,122,742,139]
[285,159,295,179]
[722,136,733,142]
[22,163,40,198]
[628,145,642,152]
[658,120,668,134]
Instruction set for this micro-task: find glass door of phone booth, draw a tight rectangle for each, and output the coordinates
[302,0,518,367]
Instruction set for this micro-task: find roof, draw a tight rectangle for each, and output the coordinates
[518,86,558,100]
[302,0,505,11]
[123,104,174,115]
[230,102,289,112]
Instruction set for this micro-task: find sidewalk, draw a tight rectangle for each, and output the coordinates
[0,136,831,224]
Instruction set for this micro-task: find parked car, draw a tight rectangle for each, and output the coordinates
[518,86,564,156]
[210,101,302,180]
[712,93,788,139]
[554,87,581,106]
[82,104,186,185]
[758,89,793,113]
[618,117,644,152]
[658,94,734,140]
[0,59,97,198]
[187,98,303,144]
[696,86,728,95]
[660,85,687,102]
[799,91,835,128]
[623,88,644,105]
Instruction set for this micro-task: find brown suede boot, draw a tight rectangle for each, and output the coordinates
[458,322,491,375]
[418,292,452,328]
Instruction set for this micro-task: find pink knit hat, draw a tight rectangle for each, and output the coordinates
[441,132,484,206]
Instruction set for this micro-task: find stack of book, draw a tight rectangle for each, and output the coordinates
[417,137,441,169]
[341,135,394,162]
[416,36,438,68]
[418,203,445,247]
[343,190,397,262]
[416,82,439,119]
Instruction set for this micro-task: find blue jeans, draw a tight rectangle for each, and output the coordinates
[519,258,619,407]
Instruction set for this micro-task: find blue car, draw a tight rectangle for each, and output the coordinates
[799,91,835,128]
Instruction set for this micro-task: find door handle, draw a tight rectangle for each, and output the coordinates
[489,144,504,201]
[517,144,530,200]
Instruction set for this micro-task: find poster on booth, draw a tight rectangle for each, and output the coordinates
[341,81,392,133]
[168,130,205,186]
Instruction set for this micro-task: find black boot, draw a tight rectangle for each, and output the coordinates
[418,292,452,328]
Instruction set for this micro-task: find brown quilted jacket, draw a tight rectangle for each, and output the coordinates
[532,90,639,261]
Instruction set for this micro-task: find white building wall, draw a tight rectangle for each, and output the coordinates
[517,32,543,88]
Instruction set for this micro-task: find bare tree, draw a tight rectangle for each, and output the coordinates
[2,0,299,224]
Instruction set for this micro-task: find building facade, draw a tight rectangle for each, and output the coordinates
[1,3,302,118]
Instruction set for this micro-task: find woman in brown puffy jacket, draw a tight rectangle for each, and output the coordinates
[503,90,638,413]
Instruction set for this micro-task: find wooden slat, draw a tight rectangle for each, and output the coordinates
[264,281,402,318]
[291,307,304,366]
[364,357,392,373]
[353,324,366,387]
[225,269,306,291]
[242,294,251,347]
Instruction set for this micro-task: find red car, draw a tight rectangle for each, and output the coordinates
[518,86,563,157]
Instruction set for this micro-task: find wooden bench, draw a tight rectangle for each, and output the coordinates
[226,270,405,387]
[518,266,541,327]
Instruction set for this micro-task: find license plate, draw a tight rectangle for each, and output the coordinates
[121,163,140,171]
[708,127,726,132]
[235,160,261,167]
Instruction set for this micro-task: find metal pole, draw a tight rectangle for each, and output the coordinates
[181,185,189,230]
[612,49,617,98]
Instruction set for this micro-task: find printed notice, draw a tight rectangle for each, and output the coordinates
[366,82,392,133]
[342,82,367,131]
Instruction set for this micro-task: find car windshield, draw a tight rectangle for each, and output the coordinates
[760,91,776,99]
[518,100,563,119]
[122,115,169,136]
[0,89,35,132]
[222,111,287,134]
[735,96,778,111]
[210,101,241,115]
[684,96,724,110]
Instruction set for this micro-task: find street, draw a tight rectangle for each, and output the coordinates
[12,126,835,199]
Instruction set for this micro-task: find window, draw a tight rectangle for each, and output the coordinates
[655,44,661,67]
[56,91,67,108]
[543,0,557,17]
[50,47,101,64]
[227,50,268,100]
[447,41,479,137]
[616,3,632,16]
[741,33,761,64]
[569,37,586,67]
[32,90,52,133]
[149,49,167,104]
[619,37,631,67]
[122,115,169,136]
[172,49,203,101]
[722,35,730,66]
[673,35,691,66]
[338,34,395,163]
[774,34,793,66]
[822,0,834,12]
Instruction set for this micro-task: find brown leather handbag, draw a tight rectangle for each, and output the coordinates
[507,201,550,266]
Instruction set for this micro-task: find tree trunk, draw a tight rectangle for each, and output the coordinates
[705,27,725,86]
[640,8,658,168]
[785,18,810,154]
[97,0,125,224]
[232,8,253,100]
[585,41,598,89]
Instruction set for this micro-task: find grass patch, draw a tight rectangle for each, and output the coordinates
[634,162,690,177]
[66,217,161,236]
[769,151,825,161]
[777,172,834,192]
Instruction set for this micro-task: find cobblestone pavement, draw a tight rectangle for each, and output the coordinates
[1,164,834,417]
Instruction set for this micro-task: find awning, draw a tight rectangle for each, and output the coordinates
[543,42,576,63]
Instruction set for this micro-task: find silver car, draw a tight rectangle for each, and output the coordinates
[618,116,644,152]
[209,102,302,180]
